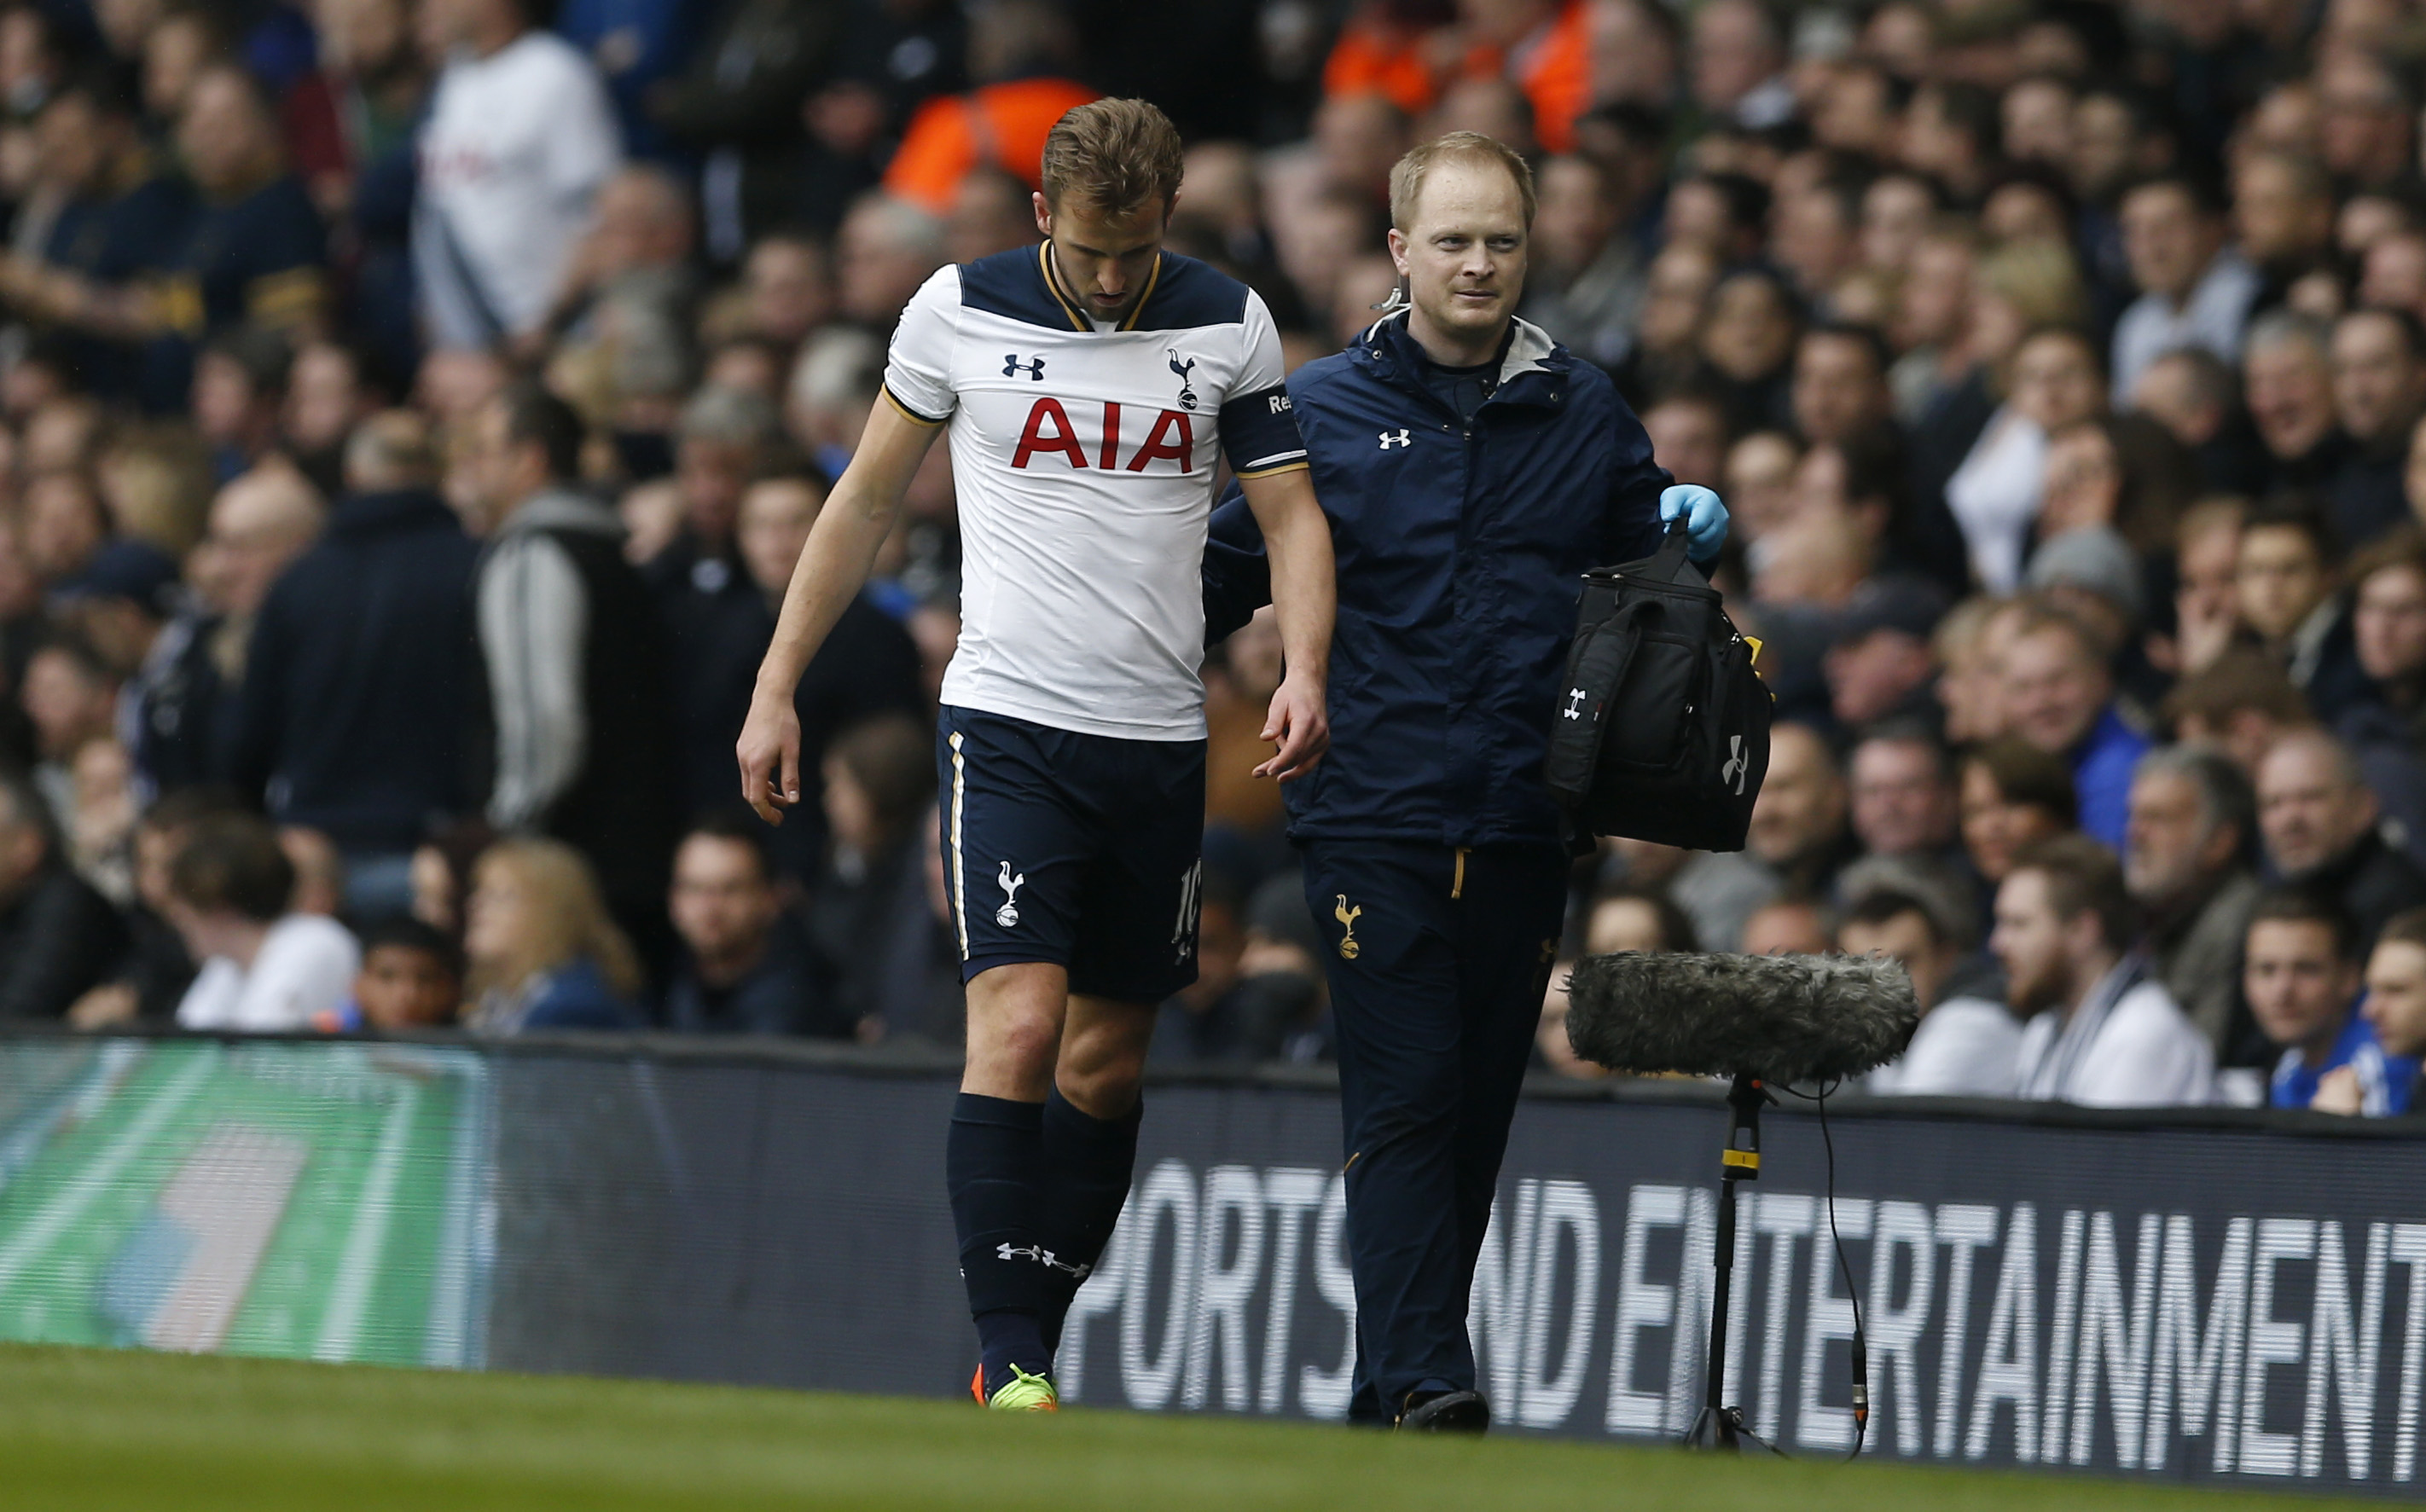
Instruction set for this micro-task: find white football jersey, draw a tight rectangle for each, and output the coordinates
[882,246,1307,741]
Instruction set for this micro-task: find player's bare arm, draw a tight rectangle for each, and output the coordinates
[736,398,943,823]
[1236,464,1334,782]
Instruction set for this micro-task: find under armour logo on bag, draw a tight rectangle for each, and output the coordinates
[1003,354,1046,380]
[1721,735,1748,794]
[1562,687,1588,721]
[1378,429,1411,449]
[1169,349,1199,410]
[995,861,1025,927]
[995,1243,1088,1277]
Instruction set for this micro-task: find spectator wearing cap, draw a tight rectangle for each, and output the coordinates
[0,768,125,1018]
[1996,834,2214,1107]
[2236,497,2367,722]
[2243,889,2411,1114]
[414,0,620,351]
[168,812,361,1031]
[664,813,834,1037]
[2328,307,2426,551]
[2024,522,2169,711]
[229,414,480,918]
[468,384,677,964]
[1843,873,2017,1098]
[2258,727,2426,953]
[2357,908,2426,1114]
[1999,601,2151,849]
[2125,744,2263,1055]
[2110,171,2261,402]
[1825,579,1947,732]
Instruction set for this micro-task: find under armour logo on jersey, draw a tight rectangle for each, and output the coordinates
[995,861,1025,927]
[1168,349,1198,410]
[1562,687,1588,721]
[1002,354,1046,380]
[1721,735,1748,794]
[1378,429,1411,449]
[995,1243,1088,1277]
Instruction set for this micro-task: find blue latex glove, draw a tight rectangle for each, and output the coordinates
[1659,484,1729,564]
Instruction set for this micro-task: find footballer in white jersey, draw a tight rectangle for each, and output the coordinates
[736,98,1336,1413]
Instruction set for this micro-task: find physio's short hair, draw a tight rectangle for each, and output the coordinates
[1390,130,1538,233]
[2011,833,2135,953]
[1041,98,1185,218]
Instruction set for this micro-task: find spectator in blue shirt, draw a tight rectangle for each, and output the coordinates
[2244,888,2414,1114]
[2002,600,2151,850]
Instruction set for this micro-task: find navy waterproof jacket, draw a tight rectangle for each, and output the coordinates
[1204,314,1669,849]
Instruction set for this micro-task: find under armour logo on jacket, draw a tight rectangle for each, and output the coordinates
[1721,735,1748,794]
[995,1243,1088,1277]
[1003,354,1046,379]
[1378,429,1411,449]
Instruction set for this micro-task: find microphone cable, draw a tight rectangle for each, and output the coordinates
[1774,1077,1869,1462]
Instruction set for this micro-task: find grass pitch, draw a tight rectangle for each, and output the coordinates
[0,1342,2383,1512]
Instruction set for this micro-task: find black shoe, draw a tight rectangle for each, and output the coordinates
[1396,1389,1490,1434]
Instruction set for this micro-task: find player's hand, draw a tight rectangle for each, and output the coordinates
[1659,484,1729,564]
[2312,1064,2365,1116]
[1256,672,1328,782]
[736,689,804,825]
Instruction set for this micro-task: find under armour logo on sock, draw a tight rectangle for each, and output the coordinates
[996,1243,1089,1277]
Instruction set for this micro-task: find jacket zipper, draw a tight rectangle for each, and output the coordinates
[1452,847,1468,899]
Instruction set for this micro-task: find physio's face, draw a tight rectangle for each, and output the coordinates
[1390,159,1530,350]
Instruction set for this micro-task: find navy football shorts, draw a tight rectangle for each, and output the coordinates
[936,705,1207,1005]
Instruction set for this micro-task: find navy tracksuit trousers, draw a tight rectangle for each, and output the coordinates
[1299,839,1570,1423]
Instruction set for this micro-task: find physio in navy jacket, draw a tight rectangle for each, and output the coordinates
[1204,133,1727,1432]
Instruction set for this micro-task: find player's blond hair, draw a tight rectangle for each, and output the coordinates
[1388,131,1537,233]
[1041,98,1185,217]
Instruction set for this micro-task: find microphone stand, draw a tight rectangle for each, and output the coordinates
[1685,1072,1772,1452]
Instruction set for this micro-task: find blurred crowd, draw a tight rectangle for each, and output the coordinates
[1,0,2425,1116]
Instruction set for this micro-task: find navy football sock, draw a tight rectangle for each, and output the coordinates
[946,1092,1051,1385]
[1035,1087,1142,1357]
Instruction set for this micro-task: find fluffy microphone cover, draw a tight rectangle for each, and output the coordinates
[1564,952,1919,1085]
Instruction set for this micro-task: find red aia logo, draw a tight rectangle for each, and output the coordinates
[1011,398,1194,472]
